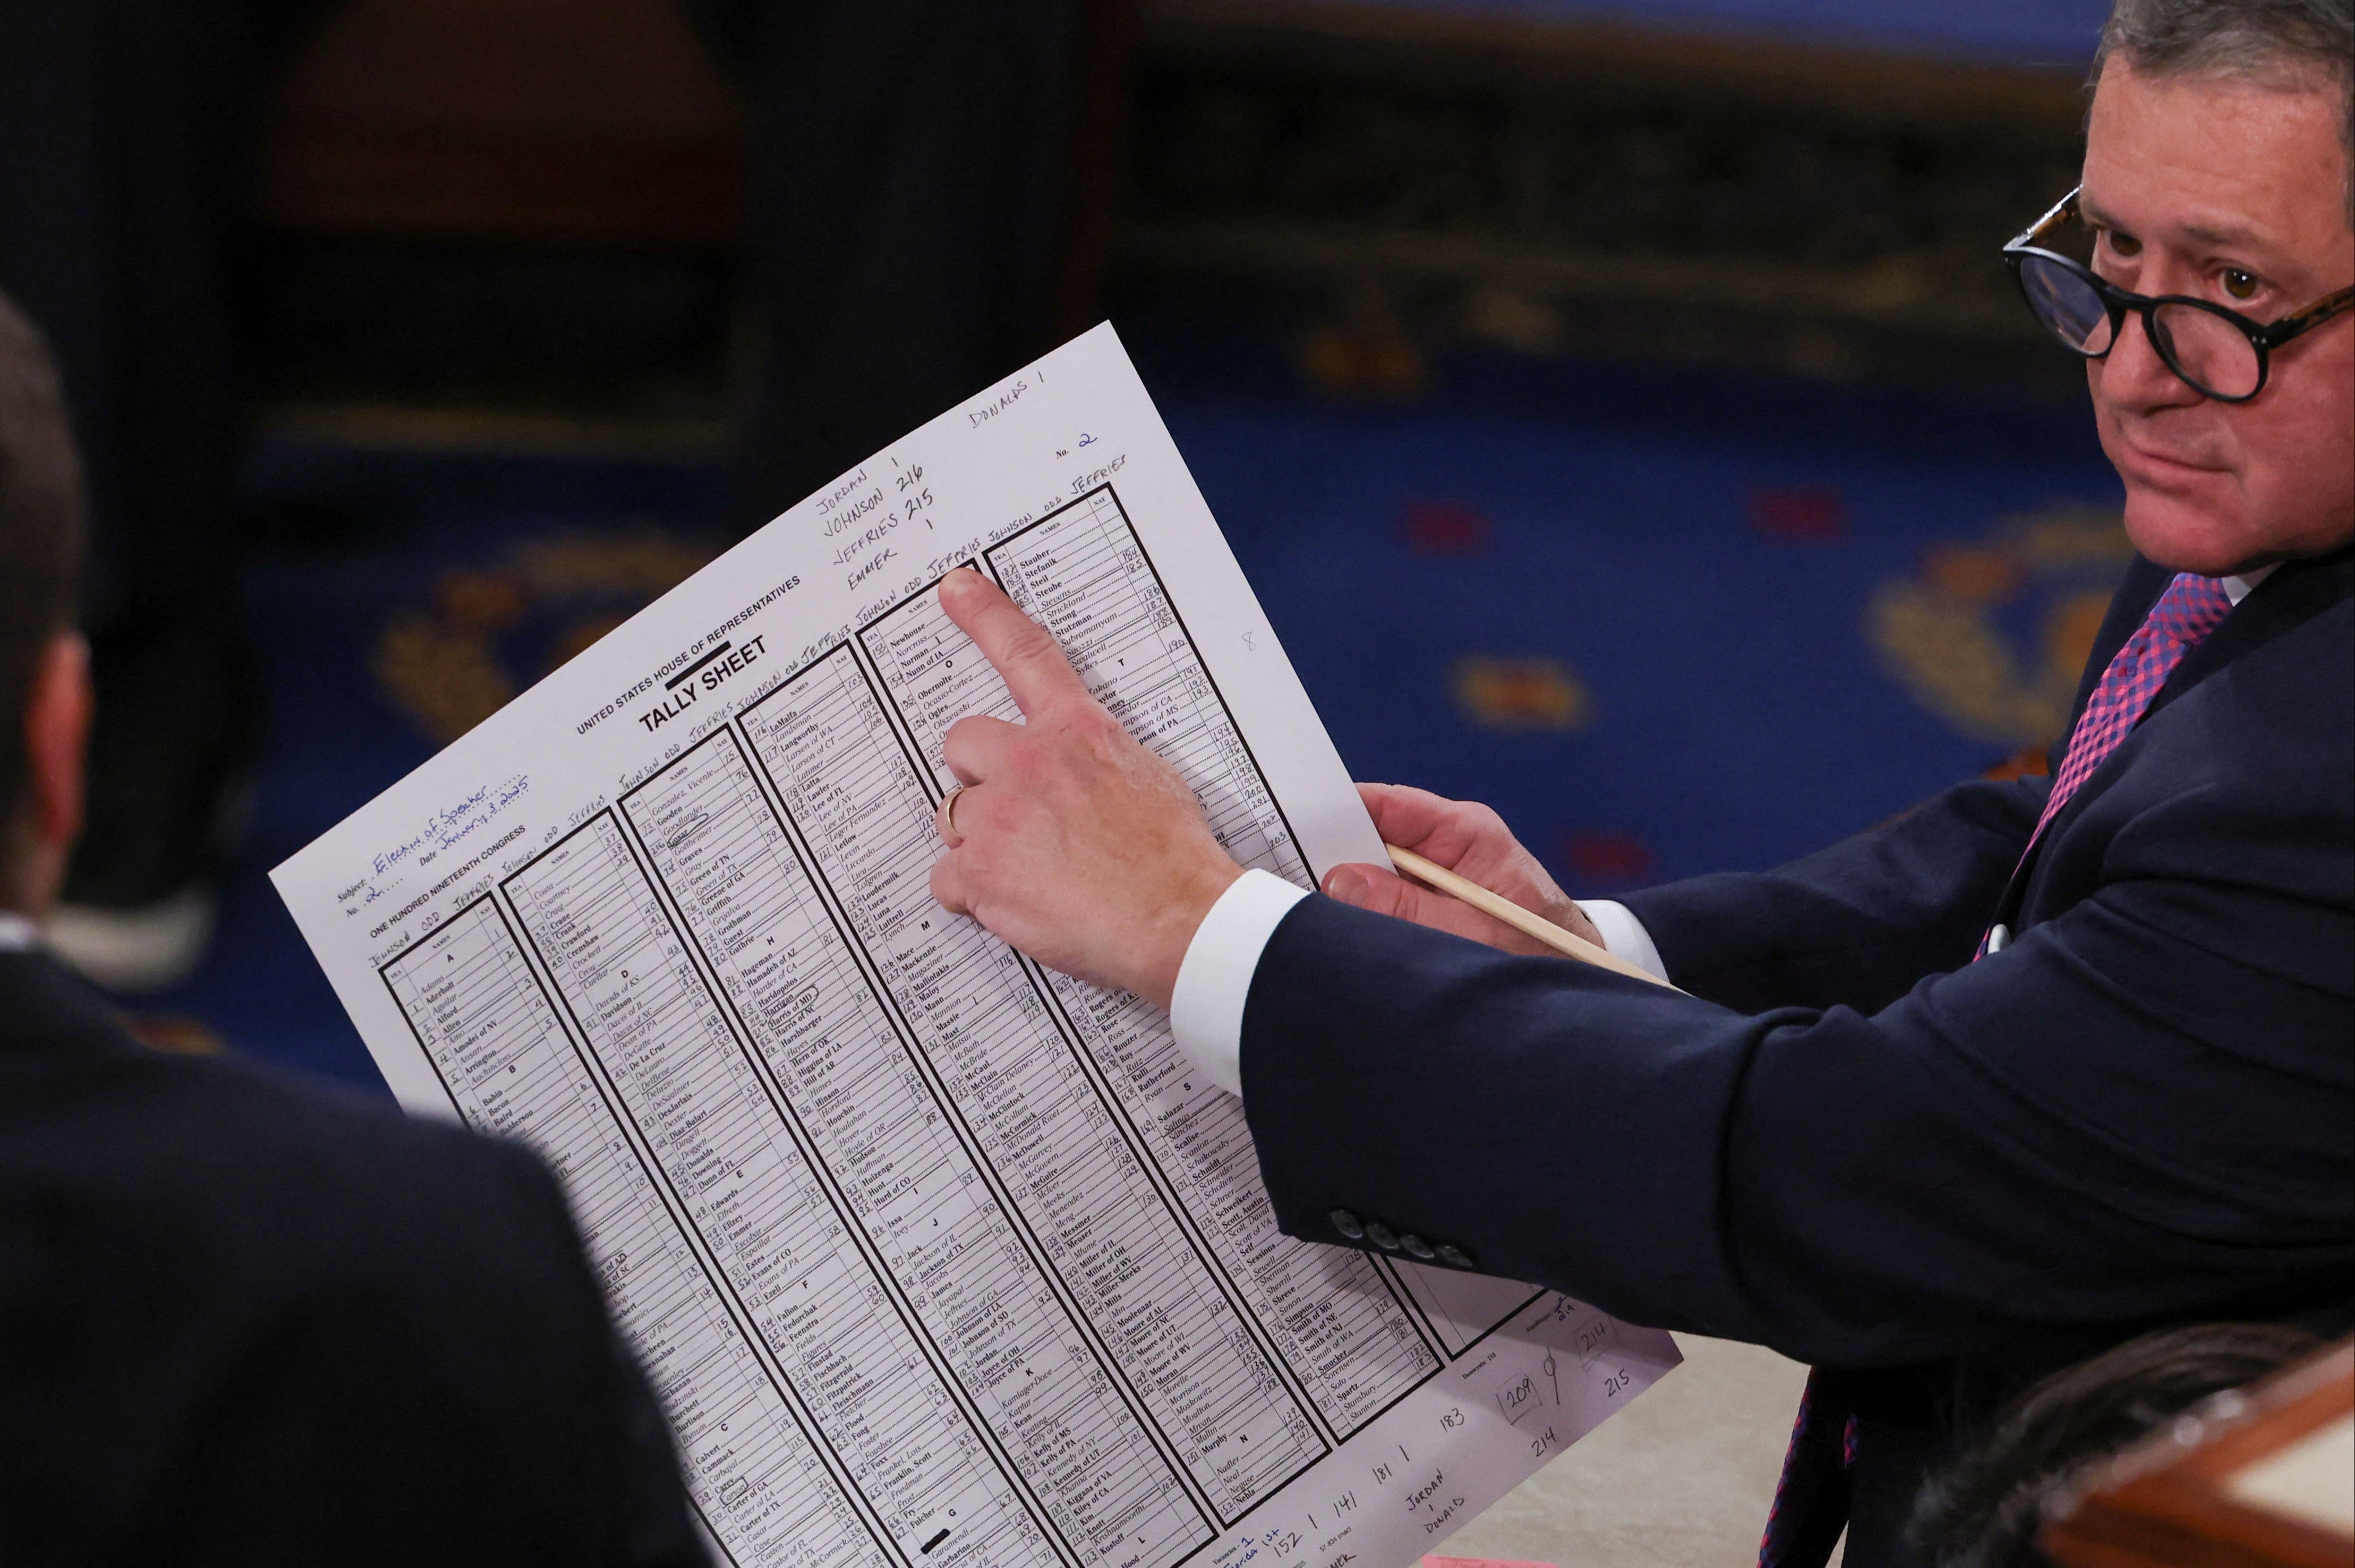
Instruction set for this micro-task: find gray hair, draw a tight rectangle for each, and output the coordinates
[2095,0,2355,223]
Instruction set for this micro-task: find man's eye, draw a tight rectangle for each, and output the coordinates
[2223,268,2259,300]
[2106,232,2143,258]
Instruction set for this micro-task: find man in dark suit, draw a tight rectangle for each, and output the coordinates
[0,297,706,1562]
[914,1,2354,1563]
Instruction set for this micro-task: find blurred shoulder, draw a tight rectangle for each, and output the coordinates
[0,960,699,1565]
[0,951,579,1303]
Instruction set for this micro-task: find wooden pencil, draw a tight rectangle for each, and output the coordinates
[1384,843,1682,992]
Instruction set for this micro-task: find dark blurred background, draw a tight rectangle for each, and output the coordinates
[2,0,2130,1086]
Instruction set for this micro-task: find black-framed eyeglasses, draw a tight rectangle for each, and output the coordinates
[2002,187,2355,402]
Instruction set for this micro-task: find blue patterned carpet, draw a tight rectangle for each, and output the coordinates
[133,329,2127,1093]
[1349,0,2107,65]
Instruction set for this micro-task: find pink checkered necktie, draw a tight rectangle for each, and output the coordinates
[1973,571,2236,961]
[2030,572,2236,846]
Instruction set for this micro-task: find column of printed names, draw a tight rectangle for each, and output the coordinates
[991,493,1444,1421]
[619,731,1212,1567]
[501,821,1050,1567]
[861,489,1444,1433]
[740,646,1327,1520]
[381,899,884,1568]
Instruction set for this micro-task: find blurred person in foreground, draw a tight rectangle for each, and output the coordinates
[1907,1323,2325,1568]
[0,294,702,1564]
[911,1,2355,1564]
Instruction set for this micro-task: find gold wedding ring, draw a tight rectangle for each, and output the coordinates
[938,783,970,847]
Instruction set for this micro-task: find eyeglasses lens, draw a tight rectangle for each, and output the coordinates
[2150,302,2263,399]
[2020,256,2115,354]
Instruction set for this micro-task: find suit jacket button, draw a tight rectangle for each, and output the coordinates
[1329,1209,1365,1241]
[1364,1220,1400,1250]
[1400,1233,1437,1261]
[1436,1244,1474,1269]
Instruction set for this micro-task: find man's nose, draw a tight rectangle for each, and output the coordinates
[2100,309,2205,411]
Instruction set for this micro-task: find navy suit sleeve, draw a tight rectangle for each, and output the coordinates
[1622,774,2047,1013]
[1240,765,2353,1365]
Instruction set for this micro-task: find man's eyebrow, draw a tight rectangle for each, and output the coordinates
[2177,219,2272,249]
[2077,195,2133,234]
[2078,194,2275,252]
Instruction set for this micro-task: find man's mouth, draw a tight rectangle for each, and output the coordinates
[2117,435,2232,486]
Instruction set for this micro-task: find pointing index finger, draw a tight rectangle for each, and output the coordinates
[938,567,1089,720]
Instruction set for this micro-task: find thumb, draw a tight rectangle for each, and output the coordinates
[1323,862,1468,931]
[1324,862,1407,914]
[1323,860,1557,956]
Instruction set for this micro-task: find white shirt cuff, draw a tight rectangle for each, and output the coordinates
[0,912,41,953]
[1169,869,1308,1098]
[1576,898,1670,984]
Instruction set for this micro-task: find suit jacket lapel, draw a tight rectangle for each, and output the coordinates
[2147,546,2355,721]
[1991,546,2354,941]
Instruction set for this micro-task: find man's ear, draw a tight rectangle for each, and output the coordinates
[24,629,91,855]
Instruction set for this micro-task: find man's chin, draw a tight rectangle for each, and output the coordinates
[2121,487,2263,577]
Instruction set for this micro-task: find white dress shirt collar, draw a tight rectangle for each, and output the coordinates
[2221,564,2276,605]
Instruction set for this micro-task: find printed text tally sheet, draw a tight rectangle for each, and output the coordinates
[274,324,1679,1568]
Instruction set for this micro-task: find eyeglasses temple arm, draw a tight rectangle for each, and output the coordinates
[2259,283,2355,346]
[2006,186,2082,251]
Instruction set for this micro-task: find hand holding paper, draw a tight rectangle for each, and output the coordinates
[1327,784,1606,957]
[926,570,1610,994]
